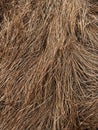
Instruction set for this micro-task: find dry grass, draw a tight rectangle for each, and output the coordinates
[0,0,98,130]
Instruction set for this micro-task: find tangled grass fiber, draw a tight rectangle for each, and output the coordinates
[0,0,98,130]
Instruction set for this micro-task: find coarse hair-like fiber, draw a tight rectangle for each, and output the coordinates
[0,0,98,130]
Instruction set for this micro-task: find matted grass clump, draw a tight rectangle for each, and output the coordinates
[0,0,98,130]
